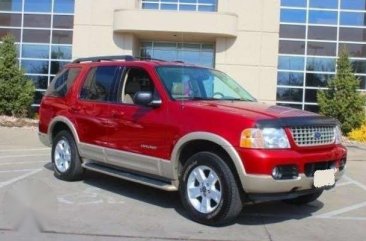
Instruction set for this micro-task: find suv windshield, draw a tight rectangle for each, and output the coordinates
[156,66,256,101]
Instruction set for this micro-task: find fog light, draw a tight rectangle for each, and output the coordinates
[272,167,282,180]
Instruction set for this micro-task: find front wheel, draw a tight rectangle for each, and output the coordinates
[52,130,84,181]
[179,152,243,225]
[283,191,323,205]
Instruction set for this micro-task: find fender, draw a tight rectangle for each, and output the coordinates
[165,132,248,190]
[48,116,80,144]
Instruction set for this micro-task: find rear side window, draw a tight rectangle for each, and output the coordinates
[45,68,81,97]
[80,66,119,102]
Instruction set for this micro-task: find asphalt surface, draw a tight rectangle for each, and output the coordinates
[0,127,365,241]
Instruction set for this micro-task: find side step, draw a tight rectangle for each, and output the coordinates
[82,162,178,191]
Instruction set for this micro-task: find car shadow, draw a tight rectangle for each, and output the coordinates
[43,164,324,226]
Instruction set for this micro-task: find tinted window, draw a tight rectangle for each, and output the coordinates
[24,0,51,12]
[23,29,50,43]
[340,12,366,26]
[52,30,73,44]
[281,0,306,7]
[46,68,81,97]
[340,43,366,58]
[308,26,337,40]
[305,89,319,103]
[310,0,338,9]
[352,60,366,73]
[309,11,338,25]
[0,13,21,26]
[53,15,74,29]
[339,28,366,42]
[0,0,22,11]
[279,40,305,55]
[306,73,334,87]
[307,57,336,72]
[280,25,306,39]
[277,72,304,86]
[278,56,305,70]
[280,9,306,23]
[277,88,303,102]
[22,44,49,59]
[307,42,337,56]
[0,28,20,41]
[80,66,119,102]
[341,0,366,10]
[305,105,320,113]
[54,0,75,13]
[23,14,51,28]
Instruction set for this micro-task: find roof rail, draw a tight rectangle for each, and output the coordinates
[72,55,135,63]
[135,56,166,62]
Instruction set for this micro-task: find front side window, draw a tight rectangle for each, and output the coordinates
[45,68,81,97]
[80,66,119,102]
[156,66,255,101]
[120,68,159,104]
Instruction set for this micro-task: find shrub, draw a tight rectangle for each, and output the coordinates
[0,34,35,117]
[348,123,366,143]
[317,49,366,134]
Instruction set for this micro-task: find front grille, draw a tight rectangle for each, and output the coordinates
[291,126,335,147]
[305,161,335,177]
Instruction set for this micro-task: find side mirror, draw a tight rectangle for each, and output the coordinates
[134,91,161,107]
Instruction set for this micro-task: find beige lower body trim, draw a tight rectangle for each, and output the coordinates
[78,142,175,183]
[244,169,345,194]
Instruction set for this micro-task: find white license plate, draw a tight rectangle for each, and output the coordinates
[314,169,336,188]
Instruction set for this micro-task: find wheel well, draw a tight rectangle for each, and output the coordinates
[178,140,243,192]
[51,122,72,141]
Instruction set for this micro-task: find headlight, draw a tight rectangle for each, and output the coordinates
[334,125,343,144]
[240,128,290,149]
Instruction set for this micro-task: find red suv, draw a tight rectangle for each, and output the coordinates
[39,56,347,225]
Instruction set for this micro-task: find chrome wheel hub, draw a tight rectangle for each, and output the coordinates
[187,165,222,214]
[54,139,71,173]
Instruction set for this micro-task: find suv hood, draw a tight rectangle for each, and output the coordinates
[182,101,318,120]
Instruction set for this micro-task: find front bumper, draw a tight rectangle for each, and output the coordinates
[235,145,347,194]
[243,169,344,194]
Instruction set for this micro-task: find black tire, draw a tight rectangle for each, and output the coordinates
[52,130,84,181]
[283,190,323,205]
[179,152,243,226]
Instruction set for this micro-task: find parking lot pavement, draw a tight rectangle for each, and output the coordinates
[0,127,365,241]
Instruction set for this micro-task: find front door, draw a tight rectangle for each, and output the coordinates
[105,67,169,175]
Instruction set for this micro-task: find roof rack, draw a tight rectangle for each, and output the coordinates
[72,55,135,63]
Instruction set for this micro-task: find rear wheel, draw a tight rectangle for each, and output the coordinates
[52,130,84,181]
[283,191,323,205]
[180,152,242,225]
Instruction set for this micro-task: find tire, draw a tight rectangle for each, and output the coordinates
[52,130,84,181]
[179,152,243,225]
[283,190,323,205]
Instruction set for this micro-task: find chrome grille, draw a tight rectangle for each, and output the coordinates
[291,126,335,146]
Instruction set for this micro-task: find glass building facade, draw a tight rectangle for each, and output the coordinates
[278,0,366,112]
[0,0,74,107]
[141,0,217,12]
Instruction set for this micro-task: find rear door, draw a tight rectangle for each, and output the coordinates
[73,65,122,149]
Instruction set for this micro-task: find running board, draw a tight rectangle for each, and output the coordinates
[82,162,177,191]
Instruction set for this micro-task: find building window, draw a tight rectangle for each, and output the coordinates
[140,41,215,68]
[141,0,217,12]
[0,0,75,107]
[278,0,366,112]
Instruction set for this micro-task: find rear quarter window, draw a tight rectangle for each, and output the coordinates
[45,68,81,97]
